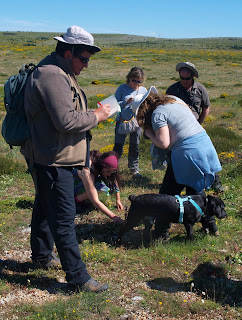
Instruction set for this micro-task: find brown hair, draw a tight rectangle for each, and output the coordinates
[126,67,144,84]
[90,150,121,188]
[136,93,176,130]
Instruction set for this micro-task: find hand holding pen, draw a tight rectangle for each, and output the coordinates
[94,102,110,123]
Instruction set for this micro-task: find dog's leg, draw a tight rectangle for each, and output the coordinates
[184,223,194,240]
[143,216,155,247]
[154,219,170,240]
[116,207,141,245]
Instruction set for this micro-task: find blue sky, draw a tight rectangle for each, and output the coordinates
[1,0,241,38]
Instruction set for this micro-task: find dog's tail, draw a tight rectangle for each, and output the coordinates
[128,195,136,202]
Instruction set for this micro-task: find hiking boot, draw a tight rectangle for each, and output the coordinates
[67,278,108,293]
[211,230,220,237]
[132,171,142,178]
[32,251,61,270]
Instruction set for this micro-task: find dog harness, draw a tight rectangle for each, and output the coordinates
[175,195,205,223]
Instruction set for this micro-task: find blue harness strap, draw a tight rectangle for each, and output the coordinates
[175,195,205,223]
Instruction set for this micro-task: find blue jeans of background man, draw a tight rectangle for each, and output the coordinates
[113,120,142,172]
[31,164,91,286]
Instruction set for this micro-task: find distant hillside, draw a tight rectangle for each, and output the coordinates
[1,31,242,50]
[93,34,242,50]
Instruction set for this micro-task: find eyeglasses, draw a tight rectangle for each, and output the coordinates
[180,75,192,80]
[131,79,142,83]
[76,55,90,64]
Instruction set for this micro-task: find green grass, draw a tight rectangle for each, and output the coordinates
[0,33,241,319]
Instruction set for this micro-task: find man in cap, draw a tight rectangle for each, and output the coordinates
[21,26,110,292]
[166,61,210,124]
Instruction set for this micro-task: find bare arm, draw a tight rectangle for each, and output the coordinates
[78,168,124,223]
[115,191,124,211]
[144,125,170,149]
[198,106,210,124]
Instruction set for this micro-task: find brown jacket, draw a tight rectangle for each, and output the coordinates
[21,52,98,166]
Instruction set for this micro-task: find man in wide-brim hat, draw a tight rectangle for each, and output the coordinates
[21,25,110,293]
[166,61,210,124]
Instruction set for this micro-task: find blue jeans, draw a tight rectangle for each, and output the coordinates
[31,164,90,286]
[113,120,142,172]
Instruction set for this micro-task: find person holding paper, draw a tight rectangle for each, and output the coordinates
[73,150,124,224]
[113,67,147,178]
[21,26,110,293]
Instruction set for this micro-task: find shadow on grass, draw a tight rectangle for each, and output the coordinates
[16,199,34,209]
[0,259,65,293]
[75,217,194,249]
[147,262,242,307]
[121,175,161,191]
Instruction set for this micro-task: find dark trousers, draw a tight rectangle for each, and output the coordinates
[156,161,217,238]
[31,164,90,285]
[113,120,142,172]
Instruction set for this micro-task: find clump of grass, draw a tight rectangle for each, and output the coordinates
[0,280,12,296]
[88,95,108,109]
[225,161,242,179]
[91,80,102,85]
[189,300,219,314]
[220,93,229,98]
[238,99,242,107]
[202,82,215,88]
[0,153,26,175]
[205,126,241,154]
[221,111,236,119]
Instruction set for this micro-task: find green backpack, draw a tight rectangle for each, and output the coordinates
[1,63,37,148]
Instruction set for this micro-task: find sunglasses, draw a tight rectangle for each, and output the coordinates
[131,79,142,83]
[180,75,192,80]
[106,169,117,174]
[76,55,90,64]
[103,169,117,174]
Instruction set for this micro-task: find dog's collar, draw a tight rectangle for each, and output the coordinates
[175,195,205,223]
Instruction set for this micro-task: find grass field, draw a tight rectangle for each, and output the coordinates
[0,32,241,320]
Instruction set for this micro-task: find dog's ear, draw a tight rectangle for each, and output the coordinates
[207,195,218,213]
[207,195,227,219]
[128,195,136,202]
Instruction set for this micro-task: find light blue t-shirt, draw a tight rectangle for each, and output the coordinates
[150,97,221,191]
[115,84,147,121]
[152,97,204,149]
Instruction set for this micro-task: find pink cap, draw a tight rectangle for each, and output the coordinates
[102,155,118,169]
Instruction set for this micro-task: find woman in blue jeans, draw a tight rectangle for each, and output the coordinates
[134,88,222,239]
[113,67,147,178]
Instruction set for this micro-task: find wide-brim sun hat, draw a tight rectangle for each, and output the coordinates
[132,86,158,115]
[176,62,199,78]
[54,25,101,52]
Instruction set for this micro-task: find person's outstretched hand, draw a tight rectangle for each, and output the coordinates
[116,200,124,212]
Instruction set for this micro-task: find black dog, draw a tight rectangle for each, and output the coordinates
[118,193,227,245]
